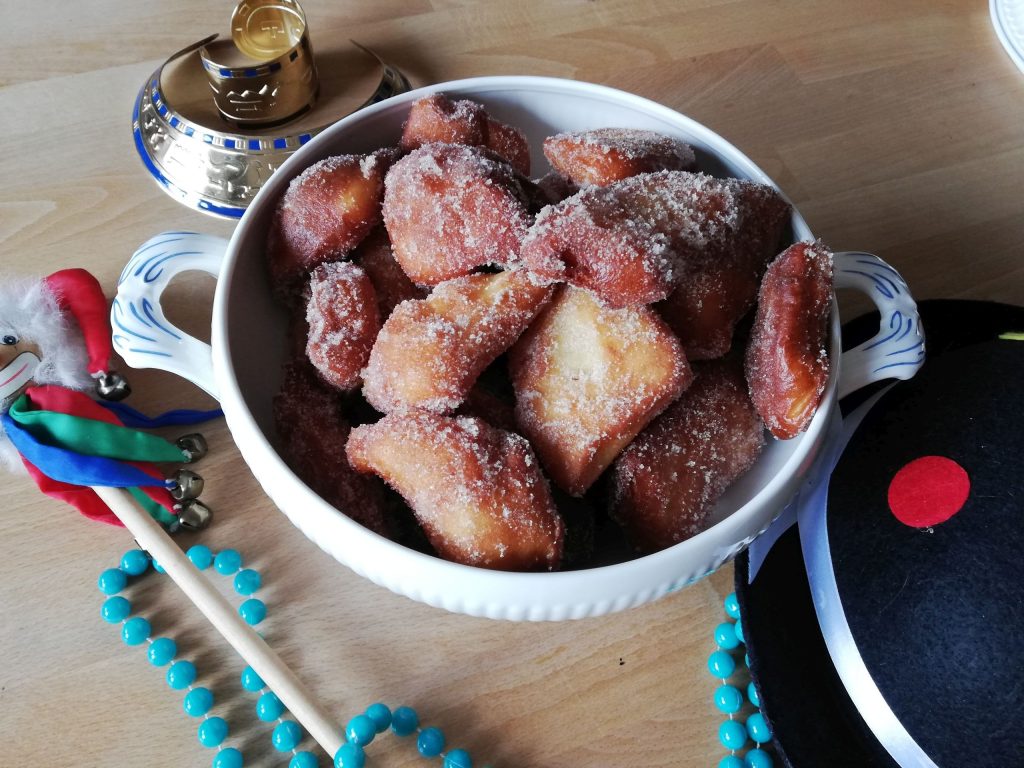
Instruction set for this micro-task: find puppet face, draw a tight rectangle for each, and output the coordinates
[0,276,92,412]
[0,333,41,402]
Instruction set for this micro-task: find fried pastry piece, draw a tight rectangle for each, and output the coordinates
[273,361,391,537]
[543,128,696,187]
[383,144,533,285]
[363,269,552,413]
[346,412,565,570]
[485,117,531,176]
[509,285,692,496]
[400,93,489,152]
[656,184,790,358]
[610,358,765,553]
[267,148,398,298]
[745,241,833,439]
[305,262,381,391]
[520,170,782,308]
[352,226,428,319]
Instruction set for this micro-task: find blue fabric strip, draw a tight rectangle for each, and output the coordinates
[2,412,166,488]
[98,401,223,429]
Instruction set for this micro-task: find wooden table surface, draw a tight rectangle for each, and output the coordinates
[2,1,1022,766]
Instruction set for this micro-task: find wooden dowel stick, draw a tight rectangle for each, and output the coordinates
[92,485,344,758]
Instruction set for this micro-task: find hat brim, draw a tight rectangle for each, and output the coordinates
[734,299,1024,768]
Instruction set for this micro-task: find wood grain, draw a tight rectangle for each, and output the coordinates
[2,1,1022,766]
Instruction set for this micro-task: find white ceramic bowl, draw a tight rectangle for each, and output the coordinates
[114,77,923,620]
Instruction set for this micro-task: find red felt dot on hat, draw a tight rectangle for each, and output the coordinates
[887,455,970,528]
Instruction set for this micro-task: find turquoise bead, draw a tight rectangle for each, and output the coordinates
[257,691,284,722]
[184,687,215,717]
[715,622,740,650]
[365,703,392,732]
[213,747,244,768]
[744,748,773,768]
[334,743,365,768]
[187,545,214,570]
[239,598,266,626]
[714,685,744,714]
[391,706,418,737]
[122,616,151,646]
[153,560,166,574]
[98,568,127,595]
[167,660,197,689]
[234,569,261,596]
[291,752,319,768]
[240,666,264,692]
[745,653,751,669]
[346,714,376,746]
[148,637,177,667]
[120,549,150,576]
[724,592,740,620]
[735,618,745,644]
[198,717,229,748]
[214,549,242,575]
[445,748,472,768]
[708,650,736,679]
[719,719,748,750]
[719,757,744,768]
[747,681,760,707]
[272,720,303,752]
[101,596,131,624]
[417,727,445,758]
[746,712,772,744]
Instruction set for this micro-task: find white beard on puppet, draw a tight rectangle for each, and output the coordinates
[0,276,95,474]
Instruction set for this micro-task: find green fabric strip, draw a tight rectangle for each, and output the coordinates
[8,397,185,464]
[128,487,178,526]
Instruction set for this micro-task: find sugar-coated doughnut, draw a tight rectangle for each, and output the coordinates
[509,284,692,496]
[610,358,765,553]
[383,144,532,285]
[346,411,565,570]
[305,261,380,392]
[363,269,552,413]
[745,241,833,439]
[543,128,696,187]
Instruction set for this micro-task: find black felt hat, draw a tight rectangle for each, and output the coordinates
[736,300,1024,768]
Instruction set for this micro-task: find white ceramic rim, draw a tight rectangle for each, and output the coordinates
[210,76,837,620]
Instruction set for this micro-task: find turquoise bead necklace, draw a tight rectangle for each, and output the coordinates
[707,593,775,768]
[98,545,480,768]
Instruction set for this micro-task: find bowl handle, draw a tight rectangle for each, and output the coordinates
[834,251,924,399]
[112,231,228,400]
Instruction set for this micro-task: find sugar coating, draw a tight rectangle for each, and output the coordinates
[509,284,692,496]
[485,117,531,175]
[363,269,553,413]
[346,411,565,570]
[610,358,765,553]
[656,179,790,357]
[400,93,489,151]
[305,261,381,391]
[266,148,398,295]
[383,143,533,285]
[521,170,775,308]
[544,128,697,187]
[745,240,834,439]
[273,360,391,536]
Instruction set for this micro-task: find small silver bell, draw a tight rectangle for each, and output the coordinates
[170,469,205,501]
[175,500,213,531]
[96,371,131,401]
[177,433,209,463]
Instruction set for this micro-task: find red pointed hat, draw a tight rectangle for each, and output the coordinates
[42,269,114,379]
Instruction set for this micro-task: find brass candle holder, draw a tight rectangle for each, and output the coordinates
[131,0,411,218]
